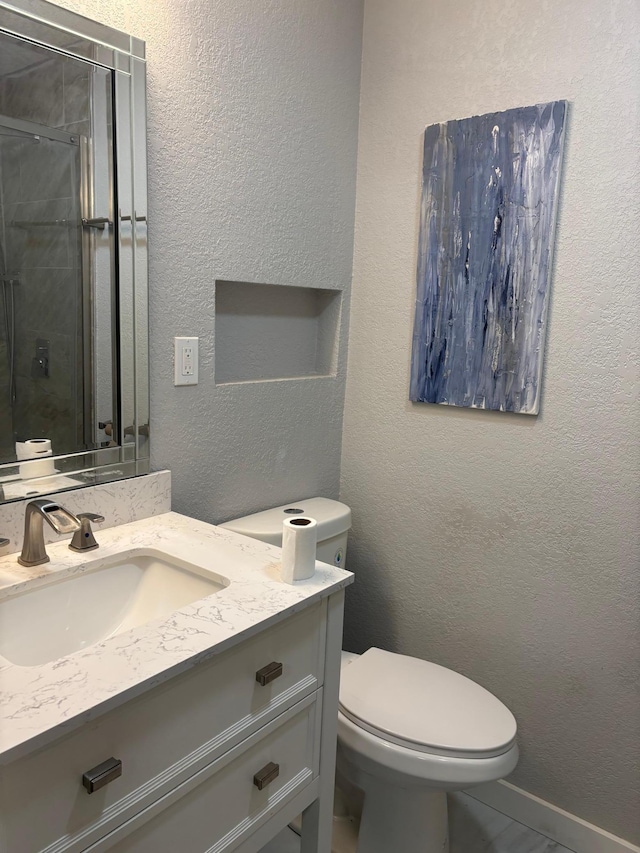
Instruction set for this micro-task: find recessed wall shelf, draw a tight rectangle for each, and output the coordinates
[215,280,342,384]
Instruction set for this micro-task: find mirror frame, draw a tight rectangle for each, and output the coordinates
[0,0,149,502]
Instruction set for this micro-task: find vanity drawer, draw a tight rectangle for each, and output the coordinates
[0,602,325,853]
[93,693,320,853]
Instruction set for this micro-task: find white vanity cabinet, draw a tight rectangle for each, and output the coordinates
[0,591,345,853]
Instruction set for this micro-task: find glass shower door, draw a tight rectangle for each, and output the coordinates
[0,118,85,463]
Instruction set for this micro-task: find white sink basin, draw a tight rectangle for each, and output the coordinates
[0,548,229,667]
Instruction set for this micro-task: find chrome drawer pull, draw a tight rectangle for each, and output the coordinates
[255,661,283,686]
[82,758,122,794]
[253,761,279,790]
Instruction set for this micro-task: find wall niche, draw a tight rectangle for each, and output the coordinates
[215,280,341,384]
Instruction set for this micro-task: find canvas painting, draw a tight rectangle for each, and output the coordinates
[409,101,567,415]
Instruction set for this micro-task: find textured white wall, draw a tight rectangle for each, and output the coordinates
[341,0,640,842]
[56,0,363,522]
[40,0,639,839]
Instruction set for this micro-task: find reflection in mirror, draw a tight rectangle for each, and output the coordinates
[0,32,116,466]
[0,0,148,505]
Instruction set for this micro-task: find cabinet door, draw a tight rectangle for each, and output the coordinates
[90,694,320,853]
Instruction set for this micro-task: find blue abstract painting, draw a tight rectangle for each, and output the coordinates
[410,101,567,415]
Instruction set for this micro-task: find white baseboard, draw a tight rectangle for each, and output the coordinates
[466,780,640,853]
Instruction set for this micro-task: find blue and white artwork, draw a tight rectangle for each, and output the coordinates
[410,101,567,415]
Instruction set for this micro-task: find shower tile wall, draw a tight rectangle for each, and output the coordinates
[0,53,89,460]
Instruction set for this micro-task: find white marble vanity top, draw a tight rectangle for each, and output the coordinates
[0,511,353,764]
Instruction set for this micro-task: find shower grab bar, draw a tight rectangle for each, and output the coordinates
[9,218,114,230]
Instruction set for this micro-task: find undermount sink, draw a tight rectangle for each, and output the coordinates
[0,549,229,667]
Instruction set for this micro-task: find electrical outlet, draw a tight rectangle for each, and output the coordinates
[174,337,198,385]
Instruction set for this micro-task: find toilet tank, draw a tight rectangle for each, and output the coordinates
[219,497,352,569]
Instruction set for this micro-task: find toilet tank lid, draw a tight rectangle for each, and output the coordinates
[219,497,352,546]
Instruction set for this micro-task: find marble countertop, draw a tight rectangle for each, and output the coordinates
[0,511,353,765]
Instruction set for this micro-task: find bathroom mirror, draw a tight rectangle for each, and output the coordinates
[0,0,149,503]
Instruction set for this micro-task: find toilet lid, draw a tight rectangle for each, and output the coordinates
[338,648,517,759]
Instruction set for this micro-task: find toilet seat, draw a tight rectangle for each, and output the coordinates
[339,648,517,759]
[337,708,520,790]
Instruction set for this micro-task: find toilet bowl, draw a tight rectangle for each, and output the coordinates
[220,498,519,853]
[335,649,518,853]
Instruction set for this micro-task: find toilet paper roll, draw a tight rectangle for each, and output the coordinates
[19,457,56,479]
[281,516,317,584]
[16,439,54,479]
[16,438,52,460]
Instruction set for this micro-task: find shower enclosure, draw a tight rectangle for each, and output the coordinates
[0,31,116,466]
[0,117,84,460]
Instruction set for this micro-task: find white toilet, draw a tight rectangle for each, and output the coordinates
[220,498,519,853]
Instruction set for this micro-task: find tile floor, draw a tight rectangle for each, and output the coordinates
[259,792,576,853]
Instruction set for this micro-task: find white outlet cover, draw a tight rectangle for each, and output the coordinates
[174,337,199,385]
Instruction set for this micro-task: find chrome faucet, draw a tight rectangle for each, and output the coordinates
[18,499,81,567]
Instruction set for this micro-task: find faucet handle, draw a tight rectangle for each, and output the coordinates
[69,512,105,553]
[77,512,105,523]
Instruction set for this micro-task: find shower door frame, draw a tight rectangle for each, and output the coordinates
[0,113,79,146]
